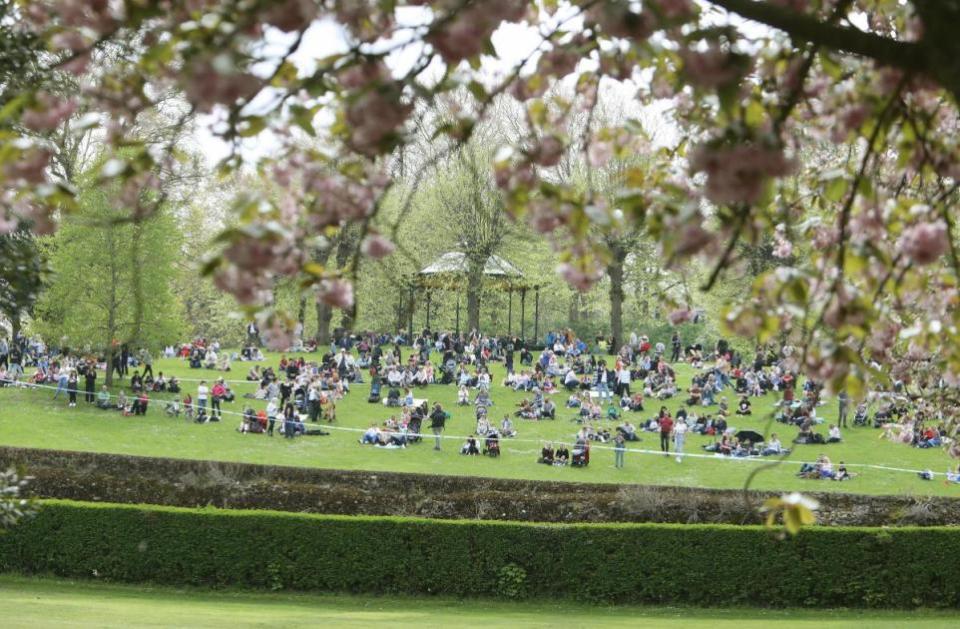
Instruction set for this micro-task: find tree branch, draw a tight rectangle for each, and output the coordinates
[707,0,925,70]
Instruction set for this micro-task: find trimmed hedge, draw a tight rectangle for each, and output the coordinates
[1,500,959,608]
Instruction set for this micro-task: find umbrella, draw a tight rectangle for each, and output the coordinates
[735,430,765,444]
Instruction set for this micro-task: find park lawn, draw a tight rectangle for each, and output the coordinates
[0,351,956,497]
[2,575,959,629]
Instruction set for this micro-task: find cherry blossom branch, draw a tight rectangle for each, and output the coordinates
[772,0,854,134]
[706,0,925,70]
[834,79,905,286]
[701,204,749,291]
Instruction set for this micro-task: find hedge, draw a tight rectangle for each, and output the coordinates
[1,500,959,608]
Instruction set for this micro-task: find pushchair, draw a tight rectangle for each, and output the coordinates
[571,439,590,467]
[483,431,501,457]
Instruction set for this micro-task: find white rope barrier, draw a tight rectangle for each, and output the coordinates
[1,377,957,480]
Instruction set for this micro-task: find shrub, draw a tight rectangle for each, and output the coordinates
[1,500,959,608]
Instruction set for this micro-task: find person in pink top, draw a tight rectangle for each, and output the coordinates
[210,379,226,421]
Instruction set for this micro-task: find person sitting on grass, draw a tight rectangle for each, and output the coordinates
[116,389,129,413]
[239,407,265,433]
[165,397,181,417]
[95,385,112,410]
[131,390,149,416]
[542,397,556,420]
[460,434,480,455]
[827,424,842,443]
[538,442,555,465]
[554,443,570,466]
[835,461,851,480]
[500,415,517,438]
[359,423,381,445]
[566,392,582,408]
[736,395,752,415]
[816,454,835,479]
[457,385,469,405]
[761,433,783,456]
[617,420,639,442]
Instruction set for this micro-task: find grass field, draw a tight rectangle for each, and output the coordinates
[0,351,956,497]
[2,575,958,628]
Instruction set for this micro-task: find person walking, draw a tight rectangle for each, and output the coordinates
[139,349,153,379]
[658,408,674,456]
[614,432,626,468]
[429,402,446,450]
[838,391,849,428]
[673,417,688,463]
[0,337,8,370]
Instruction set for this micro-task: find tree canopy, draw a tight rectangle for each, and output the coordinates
[1,0,959,403]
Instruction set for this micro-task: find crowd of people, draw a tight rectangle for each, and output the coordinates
[2,324,957,479]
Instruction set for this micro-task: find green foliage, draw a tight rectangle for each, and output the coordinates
[3,500,960,608]
[32,178,185,353]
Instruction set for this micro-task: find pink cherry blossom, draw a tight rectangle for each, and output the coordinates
[667,308,693,326]
[318,278,354,309]
[773,231,793,259]
[0,211,18,234]
[22,93,77,131]
[527,200,568,233]
[673,221,714,257]
[680,46,748,89]
[725,308,762,337]
[652,0,697,20]
[181,58,262,113]
[259,0,318,32]
[338,60,390,90]
[558,262,602,292]
[588,5,655,40]
[262,318,294,351]
[213,266,271,306]
[531,136,564,166]
[4,148,51,184]
[689,142,795,205]
[50,30,88,52]
[361,234,396,259]
[587,140,614,168]
[897,220,949,265]
[345,87,411,156]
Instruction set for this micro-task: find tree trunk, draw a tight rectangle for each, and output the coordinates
[10,314,21,345]
[466,255,484,334]
[105,231,119,387]
[335,231,355,332]
[568,294,581,324]
[105,346,115,387]
[316,301,333,346]
[608,255,625,355]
